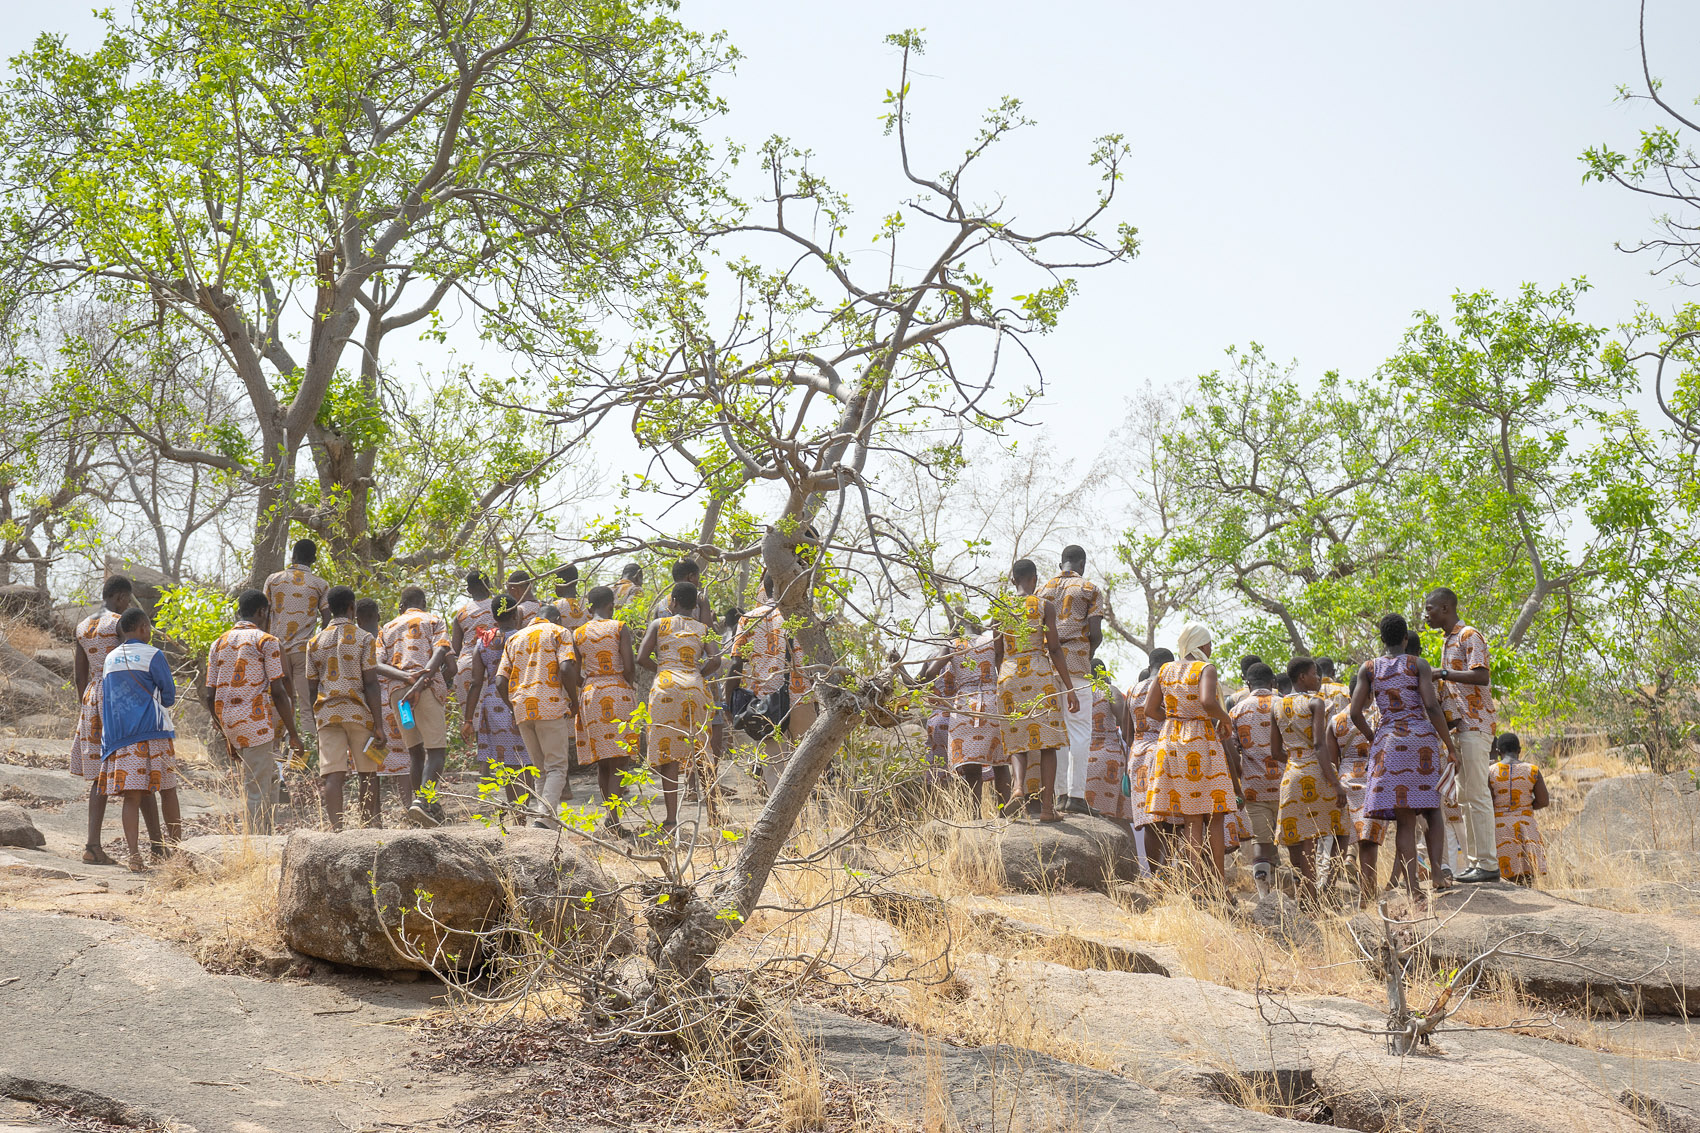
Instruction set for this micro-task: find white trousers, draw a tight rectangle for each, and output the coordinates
[1061,676,1092,798]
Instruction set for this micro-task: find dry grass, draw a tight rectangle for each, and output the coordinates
[0,611,57,656]
[142,832,291,973]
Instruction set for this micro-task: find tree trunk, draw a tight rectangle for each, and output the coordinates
[247,456,295,590]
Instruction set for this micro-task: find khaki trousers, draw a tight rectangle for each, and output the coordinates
[286,650,315,739]
[1455,729,1496,871]
[235,741,279,834]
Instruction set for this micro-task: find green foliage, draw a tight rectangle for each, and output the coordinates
[153,582,235,659]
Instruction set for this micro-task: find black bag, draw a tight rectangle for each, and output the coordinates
[731,685,791,742]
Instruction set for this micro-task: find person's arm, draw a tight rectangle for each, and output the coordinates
[73,637,89,697]
[1142,673,1165,724]
[559,652,581,713]
[637,621,660,673]
[723,617,750,697]
[363,671,389,742]
[1315,701,1342,792]
[1086,615,1103,659]
[1531,769,1550,810]
[459,650,487,743]
[913,644,955,685]
[450,613,466,658]
[1269,706,1285,765]
[699,629,722,678]
[151,649,177,708]
[1041,600,1077,712]
[495,641,514,706]
[1349,663,1375,743]
[1200,665,1241,793]
[1415,660,1458,761]
[1437,630,1491,686]
[402,643,452,701]
[270,675,304,754]
[1117,689,1134,745]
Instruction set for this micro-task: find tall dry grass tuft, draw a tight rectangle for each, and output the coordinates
[146,832,287,972]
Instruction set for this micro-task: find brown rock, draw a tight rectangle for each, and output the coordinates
[922,814,1141,893]
[30,648,74,679]
[0,802,45,849]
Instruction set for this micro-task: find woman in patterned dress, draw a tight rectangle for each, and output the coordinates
[1490,733,1548,884]
[572,586,640,824]
[1082,659,1129,821]
[71,575,134,864]
[993,560,1078,823]
[98,608,181,872]
[925,658,955,780]
[1275,657,1347,900]
[460,596,534,807]
[639,581,720,828]
[1142,623,1242,880]
[1320,668,1384,906]
[449,570,496,709]
[1351,613,1458,898]
[1125,648,1174,872]
[917,613,1010,815]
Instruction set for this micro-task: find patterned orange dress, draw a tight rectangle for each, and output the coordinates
[1331,707,1385,845]
[1082,685,1128,819]
[1145,661,1234,819]
[571,618,637,765]
[69,609,123,780]
[647,616,712,769]
[1124,676,1161,828]
[996,595,1067,755]
[1276,694,1347,845]
[1229,690,1281,812]
[1491,759,1546,877]
[947,632,1005,769]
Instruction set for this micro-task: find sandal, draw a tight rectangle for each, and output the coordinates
[83,844,118,866]
[126,853,146,873]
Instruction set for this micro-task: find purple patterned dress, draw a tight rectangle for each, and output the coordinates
[474,630,528,769]
[1365,654,1444,819]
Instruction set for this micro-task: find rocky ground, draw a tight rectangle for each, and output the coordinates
[4,614,1700,1132]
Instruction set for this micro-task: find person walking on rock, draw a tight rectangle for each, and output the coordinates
[1424,588,1499,883]
[1321,669,1385,906]
[573,587,641,823]
[205,589,305,834]
[460,595,534,806]
[99,607,181,871]
[262,539,330,750]
[71,574,132,865]
[1274,657,1347,902]
[1228,660,1283,896]
[497,603,576,821]
[380,588,454,828]
[1038,545,1104,815]
[1490,732,1548,885]
[449,570,496,711]
[995,559,1077,823]
[307,586,400,830]
[1142,622,1241,880]
[640,582,721,829]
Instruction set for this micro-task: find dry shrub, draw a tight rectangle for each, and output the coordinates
[145,831,288,973]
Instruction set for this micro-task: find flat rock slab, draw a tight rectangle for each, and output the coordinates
[1362,884,1700,1016]
[0,911,472,1133]
[0,766,84,803]
[1571,772,1700,853]
[1551,883,1700,916]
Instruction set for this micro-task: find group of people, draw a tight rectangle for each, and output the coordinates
[66,542,817,868]
[919,550,1550,902]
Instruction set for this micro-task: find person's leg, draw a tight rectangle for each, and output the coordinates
[534,717,572,818]
[84,779,114,864]
[1246,799,1278,896]
[658,760,679,827]
[357,773,380,826]
[237,743,279,834]
[120,790,143,868]
[1060,675,1093,810]
[319,723,350,830]
[1392,810,1421,897]
[992,765,1013,812]
[407,746,426,796]
[1358,841,1380,907]
[322,771,347,830]
[1037,749,1060,821]
[1005,753,1029,815]
[1455,730,1496,875]
[759,733,785,792]
[138,791,163,850]
[1288,839,1317,900]
[1423,808,1451,890]
[957,764,983,813]
[289,650,316,745]
[1206,814,1226,880]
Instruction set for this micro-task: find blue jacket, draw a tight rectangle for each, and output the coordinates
[100,641,177,757]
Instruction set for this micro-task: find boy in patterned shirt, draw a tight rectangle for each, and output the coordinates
[309,585,412,829]
[204,589,305,833]
[1425,587,1498,882]
[381,587,455,827]
[1037,545,1105,814]
[263,539,330,745]
[497,604,577,821]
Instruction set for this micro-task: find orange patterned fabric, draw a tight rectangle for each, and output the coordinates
[731,604,803,696]
[1319,680,1350,718]
[307,618,377,731]
[94,737,178,796]
[946,632,1005,768]
[1037,572,1103,686]
[1082,686,1128,819]
[1275,694,1346,845]
[1441,624,1496,734]
[497,618,574,723]
[572,617,636,764]
[1145,661,1234,818]
[1331,707,1385,844]
[207,621,286,749]
[1229,690,1281,805]
[996,595,1067,755]
[377,609,452,699]
[648,615,712,769]
[1124,676,1160,828]
[555,595,591,635]
[450,596,495,703]
[1491,759,1546,876]
[69,609,124,780]
[262,566,329,656]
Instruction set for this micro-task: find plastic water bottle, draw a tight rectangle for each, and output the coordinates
[398,699,415,730]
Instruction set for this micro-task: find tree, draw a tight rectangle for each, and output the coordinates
[0,0,730,584]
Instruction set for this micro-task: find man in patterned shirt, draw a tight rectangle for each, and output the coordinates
[71,575,133,865]
[1228,662,1285,896]
[1037,545,1104,815]
[497,604,576,821]
[381,587,455,827]
[1425,587,1499,883]
[726,573,813,791]
[263,539,331,746]
[204,589,305,833]
[308,585,404,830]
[505,570,540,623]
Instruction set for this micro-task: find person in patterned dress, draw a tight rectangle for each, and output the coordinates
[727,574,809,790]
[1351,613,1458,898]
[1490,733,1548,884]
[573,587,641,822]
[613,563,644,609]
[98,608,181,871]
[1126,648,1174,872]
[1037,546,1105,814]
[640,582,723,828]
[449,570,496,710]
[1320,668,1384,906]
[498,604,577,821]
[670,559,727,774]
[205,589,305,834]
[1228,661,1283,895]
[1275,657,1347,901]
[262,540,330,747]
[1142,623,1242,879]
[1081,659,1130,821]
[994,560,1078,823]
[460,596,534,806]
[358,598,414,805]
[71,575,133,864]
[924,655,955,776]
[506,570,541,623]
[307,586,398,830]
[916,613,1009,814]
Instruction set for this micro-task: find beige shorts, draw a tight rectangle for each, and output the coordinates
[318,722,379,776]
[1243,798,1279,846]
[517,716,573,775]
[392,688,448,749]
[286,649,316,736]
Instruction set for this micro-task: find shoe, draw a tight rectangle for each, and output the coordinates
[407,800,440,829]
[1456,867,1501,884]
[1061,797,1091,815]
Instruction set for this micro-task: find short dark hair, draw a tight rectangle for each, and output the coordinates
[540,603,562,623]
[1246,662,1275,688]
[1427,587,1458,608]
[672,582,699,611]
[555,563,579,583]
[355,597,380,620]
[1287,656,1317,683]
[1274,673,1293,694]
[585,585,615,610]
[1316,656,1337,679]
[621,562,642,580]
[118,607,149,634]
[292,539,317,566]
[672,558,701,582]
[722,606,743,628]
[399,586,426,610]
[237,588,269,620]
[1011,558,1038,582]
[507,570,530,586]
[1496,732,1522,755]
[490,594,520,623]
[1405,630,1424,657]
[1060,544,1086,569]
[1238,654,1263,675]
[1379,613,1409,648]
[326,586,355,616]
[1149,647,1176,668]
[102,575,133,600]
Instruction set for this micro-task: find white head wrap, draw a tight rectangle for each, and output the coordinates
[1174,621,1213,665]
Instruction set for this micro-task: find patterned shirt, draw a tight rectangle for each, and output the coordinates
[307,618,378,730]
[76,609,124,693]
[1441,624,1495,733]
[262,565,330,655]
[731,604,805,696]
[1229,690,1281,802]
[555,595,591,636]
[1037,572,1104,684]
[497,617,574,722]
[207,620,286,749]
[377,608,452,699]
[451,597,495,654]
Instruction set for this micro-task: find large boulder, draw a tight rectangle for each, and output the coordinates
[277,827,631,972]
[1354,884,1700,1016]
[0,801,44,849]
[1569,772,1700,853]
[30,648,74,679]
[104,555,178,615]
[922,815,1141,893]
